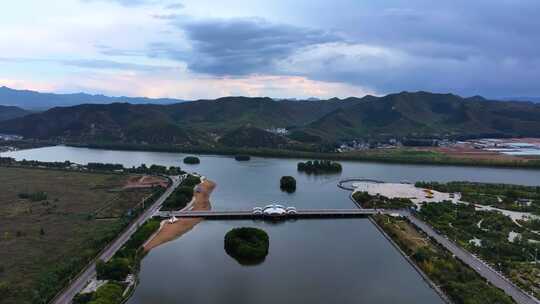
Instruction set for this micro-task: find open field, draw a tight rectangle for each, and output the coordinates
[0,167,160,304]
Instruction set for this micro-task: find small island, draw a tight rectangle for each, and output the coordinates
[224,227,269,265]
[234,154,251,161]
[183,156,200,164]
[280,176,296,193]
[297,160,342,174]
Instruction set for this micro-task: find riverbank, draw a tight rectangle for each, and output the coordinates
[67,143,540,169]
[144,179,216,251]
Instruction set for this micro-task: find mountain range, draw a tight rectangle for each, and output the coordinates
[0,86,184,110]
[0,105,30,122]
[1,90,540,148]
[500,97,540,103]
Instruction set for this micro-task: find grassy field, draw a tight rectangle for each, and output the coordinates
[0,167,157,304]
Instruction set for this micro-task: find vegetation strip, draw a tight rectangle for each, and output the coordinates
[374,214,516,304]
[369,216,452,304]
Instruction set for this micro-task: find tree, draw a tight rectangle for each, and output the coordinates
[95,258,131,281]
[183,156,200,164]
[280,176,296,193]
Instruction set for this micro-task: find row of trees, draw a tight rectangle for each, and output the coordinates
[1,158,185,176]
[376,215,514,304]
[162,174,201,210]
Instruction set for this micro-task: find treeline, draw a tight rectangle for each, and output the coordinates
[70,142,540,169]
[0,157,184,176]
[162,174,201,210]
[297,160,342,174]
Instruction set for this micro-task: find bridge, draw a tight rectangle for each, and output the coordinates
[153,209,403,220]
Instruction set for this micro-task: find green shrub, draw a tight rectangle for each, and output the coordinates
[89,282,124,304]
[96,258,131,281]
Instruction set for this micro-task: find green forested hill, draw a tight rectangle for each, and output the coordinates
[304,92,540,140]
[1,92,540,146]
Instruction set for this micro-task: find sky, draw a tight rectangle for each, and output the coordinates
[1,0,539,100]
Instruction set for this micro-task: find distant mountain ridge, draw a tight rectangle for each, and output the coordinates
[0,86,185,110]
[0,105,30,122]
[1,91,540,147]
[500,97,540,103]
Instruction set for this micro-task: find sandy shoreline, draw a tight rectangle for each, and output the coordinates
[143,179,216,252]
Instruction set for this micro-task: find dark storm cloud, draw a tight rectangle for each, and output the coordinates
[175,18,342,75]
[82,0,540,97]
[266,0,540,97]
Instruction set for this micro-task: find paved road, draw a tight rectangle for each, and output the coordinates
[403,211,539,304]
[51,175,183,304]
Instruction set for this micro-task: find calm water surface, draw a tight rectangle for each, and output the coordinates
[4,146,540,303]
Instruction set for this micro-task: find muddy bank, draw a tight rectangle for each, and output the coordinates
[143,180,215,251]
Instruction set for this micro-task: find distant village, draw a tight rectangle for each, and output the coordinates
[336,137,540,156]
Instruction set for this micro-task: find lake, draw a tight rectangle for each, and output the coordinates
[4,146,540,303]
